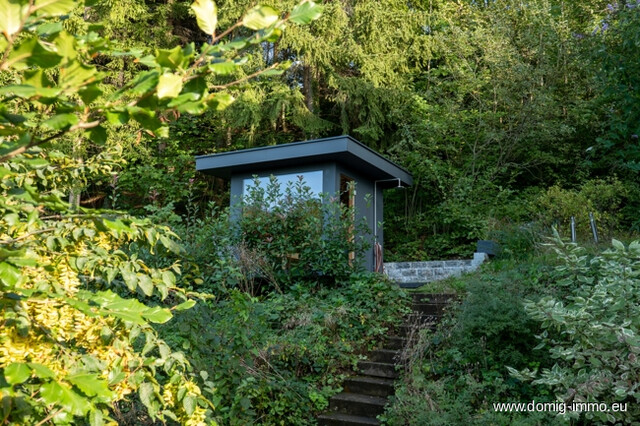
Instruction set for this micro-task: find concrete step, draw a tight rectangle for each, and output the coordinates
[317,293,455,425]
[404,312,442,325]
[343,376,395,398]
[383,336,409,350]
[396,323,437,337]
[328,392,388,417]
[357,361,399,379]
[317,412,380,425]
[368,349,400,364]
[411,303,447,316]
[412,293,457,304]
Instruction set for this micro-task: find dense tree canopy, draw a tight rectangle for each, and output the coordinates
[54,0,638,258]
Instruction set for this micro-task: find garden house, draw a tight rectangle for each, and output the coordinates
[195,135,413,271]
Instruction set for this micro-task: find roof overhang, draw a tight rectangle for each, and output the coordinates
[195,135,413,186]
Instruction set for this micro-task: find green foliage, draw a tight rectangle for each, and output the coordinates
[237,176,369,289]
[512,238,640,423]
[534,178,630,239]
[590,2,640,172]
[148,176,408,423]
[385,256,561,424]
[160,274,409,425]
[164,176,371,296]
[0,0,322,423]
[489,222,544,260]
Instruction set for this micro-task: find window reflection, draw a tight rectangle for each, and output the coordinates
[242,171,323,202]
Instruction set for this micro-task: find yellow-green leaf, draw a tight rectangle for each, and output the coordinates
[42,113,78,131]
[289,1,323,25]
[242,5,279,30]
[40,381,90,416]
[33,0,75,16]
[0,0,29,37]
[137,274,153,296]
[28,362,55,379]
[174,300,196,311]
[4,362,31,385]
[66,373,115,400]
[142,306,173,324]
[207,92,234,111]
[208,60,236,75]
[157,73,183,99]
[191,0,217,36]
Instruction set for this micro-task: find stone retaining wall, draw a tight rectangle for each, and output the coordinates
[384,253,488,287]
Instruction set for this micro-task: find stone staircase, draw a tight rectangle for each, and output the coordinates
[317,294,454,425]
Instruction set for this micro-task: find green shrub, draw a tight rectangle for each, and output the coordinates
[534,178,629,240]
[238,176,370,289]
[168,176,371,295]
[489,222,544,260]
[160,274,409,425]
[511,238,640,423]
[385,257,560,425]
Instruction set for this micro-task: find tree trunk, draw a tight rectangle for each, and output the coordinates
[303,64,313,113]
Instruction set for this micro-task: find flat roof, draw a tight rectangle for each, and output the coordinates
[195,135,413,186]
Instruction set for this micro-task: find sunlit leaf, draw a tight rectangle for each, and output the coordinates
[157,73,183,99]
[191,0,217,36]
[104,110,128,126]
[40,381,90,416]
[208,60,236,75]
[183,394,196,415]
[33,0,75,16]
[8,37,63,69]
[0,0,29,37]
[174,300,196,311]
[289,1,323,25]
[142,306,173,324]
[4,363,31,385]
[59,61,98,88]
[137,274,153,296]
[42,113,78,131]
[155,46,187,70]
[28,363,55,379]
[242,5,279,30]
[260,68,284,77]
[139,382,157,415]
[89,409,104,426]
[36,21,63,35]
[66,373,115,399]
[0,262,22,288]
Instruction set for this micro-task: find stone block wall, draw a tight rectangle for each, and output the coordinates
[384,253,487,287]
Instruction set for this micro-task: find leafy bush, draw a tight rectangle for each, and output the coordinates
[0,0,323,423]
[512,238,640,423]
[160,274,409,424]
[385,257,560,425]
[534,178,629,240]
[150,170,409,424]
[489,222,544,260]
[239,176,370,287]
[172,176,371,295]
